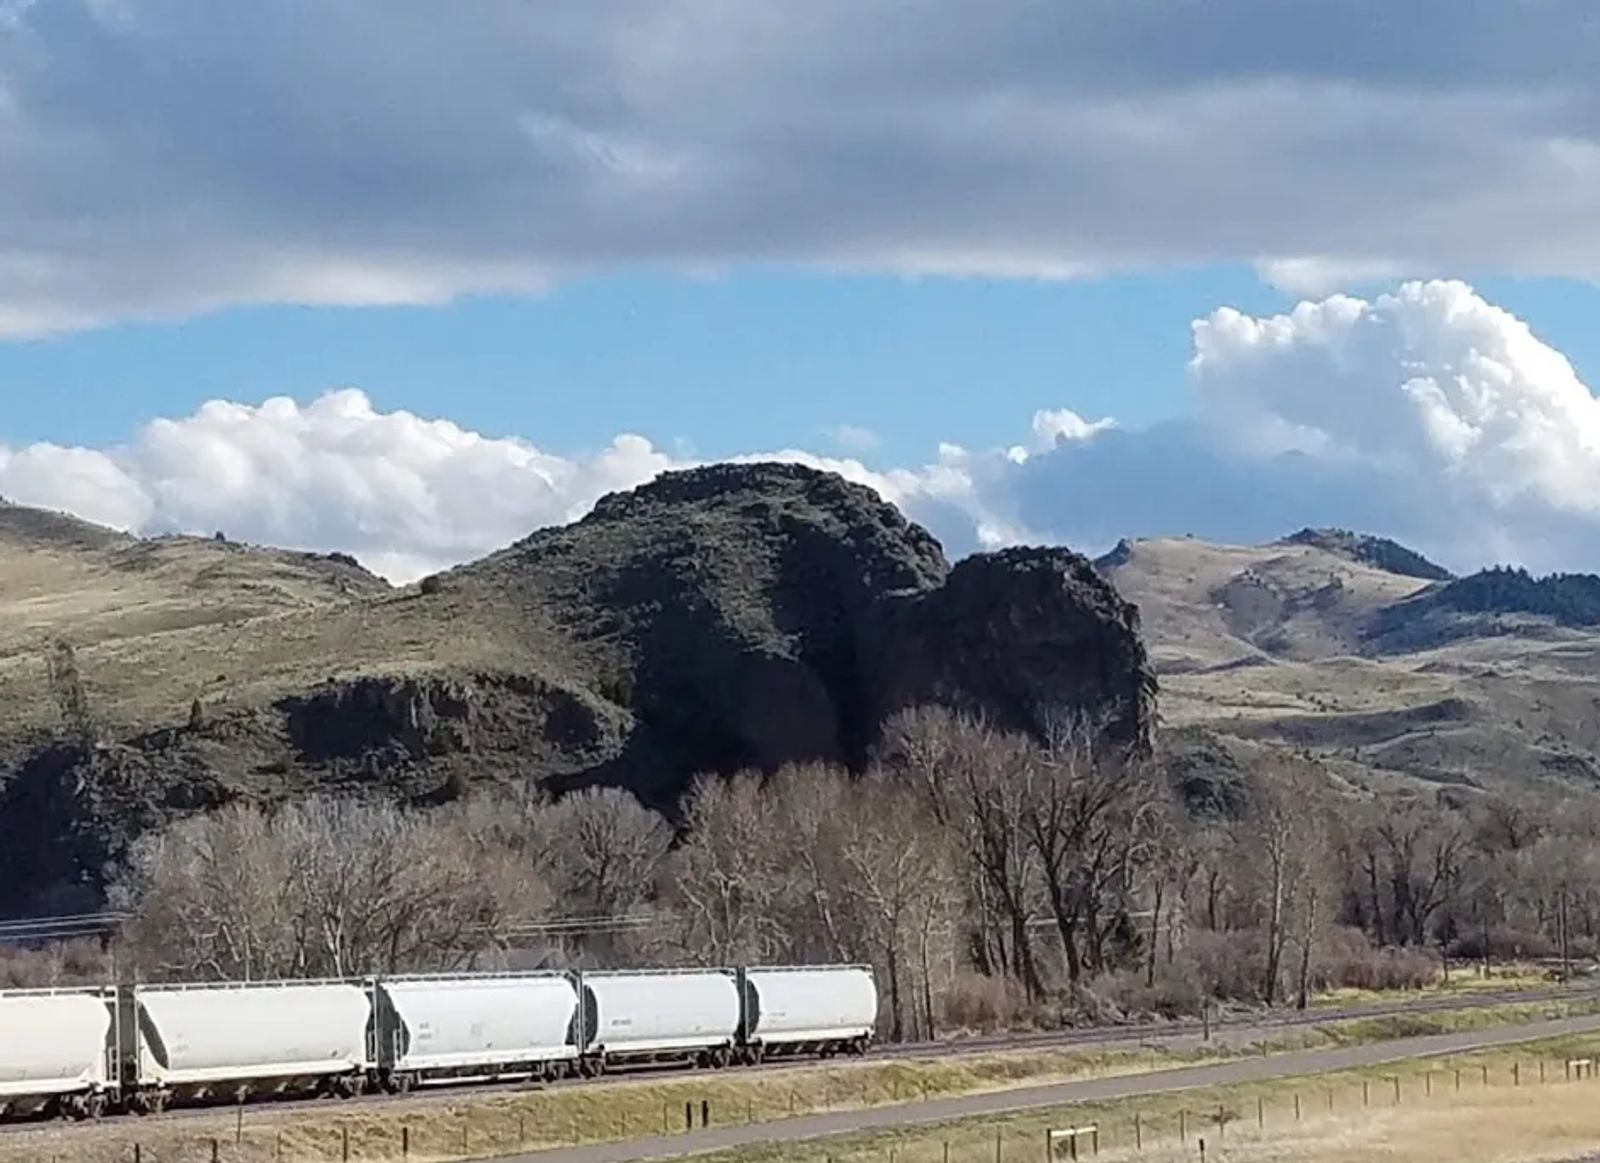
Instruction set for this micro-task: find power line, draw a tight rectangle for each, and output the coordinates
[0,911,128,945]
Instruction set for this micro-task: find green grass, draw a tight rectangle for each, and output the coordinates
[1311,962,1556,1009]
[1293,995,1600,1048]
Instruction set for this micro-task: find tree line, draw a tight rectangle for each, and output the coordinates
[18,706,1599,1037]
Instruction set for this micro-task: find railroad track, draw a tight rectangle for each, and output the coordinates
[883,980,1600,1059]
[5,981,1598,1138]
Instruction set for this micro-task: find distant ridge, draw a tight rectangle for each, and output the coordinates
[1281,527,1453,582]
[1385,565,1600,629]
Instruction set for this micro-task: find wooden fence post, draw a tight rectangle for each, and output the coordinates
[1135,1112,1142,1150]
[1294,1093,1301,1122]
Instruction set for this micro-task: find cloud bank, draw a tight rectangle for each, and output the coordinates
[7,282,1600,581]
[3,2,1600,334]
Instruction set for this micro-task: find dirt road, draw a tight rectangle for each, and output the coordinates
[492,1013,1600,1163]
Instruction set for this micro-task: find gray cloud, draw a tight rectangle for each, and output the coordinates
[3,2,1600,333]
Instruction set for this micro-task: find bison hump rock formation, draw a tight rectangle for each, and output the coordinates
[491,464,1150,783]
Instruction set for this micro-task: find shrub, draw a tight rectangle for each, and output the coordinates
[1318,928,1438,992]
[939,970,1031,1033]
[0,940,111,989]
[1186,927,1269,1003]
[1089,964,1206,1019]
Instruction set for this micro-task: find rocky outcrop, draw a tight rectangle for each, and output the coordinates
[0,463,1156,911]
[877,547,1155,754]
[1282,527,1453,582]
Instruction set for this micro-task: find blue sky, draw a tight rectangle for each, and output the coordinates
[1,266,1288,457]
[7,268,1598,464]
[6,2,1600,580]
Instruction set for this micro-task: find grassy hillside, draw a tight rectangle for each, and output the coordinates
[1100,536,1600,797]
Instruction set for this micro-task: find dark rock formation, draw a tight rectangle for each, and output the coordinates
[1282,527,1453,582]
[0,463,1155,910]
[877,547,1154,753]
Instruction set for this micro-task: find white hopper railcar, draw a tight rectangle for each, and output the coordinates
[0,989,119,1118]
[740,965,877,1061]
[130,980,370,1110]
[371,973,579,1090]
[578,970,741,1072]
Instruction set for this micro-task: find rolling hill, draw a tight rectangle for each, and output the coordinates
[1097,532,1600,801]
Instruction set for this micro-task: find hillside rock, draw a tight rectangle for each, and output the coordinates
[878,548,1155,752]
[1281,528,1453,582]
[0,463,1155,912]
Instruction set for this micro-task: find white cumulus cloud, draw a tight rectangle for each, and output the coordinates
[1,391,681,581]
[1190,281,1600,513]
[9,282,1600,579]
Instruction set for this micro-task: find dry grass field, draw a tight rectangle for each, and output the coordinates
[699,1033,1600,1163]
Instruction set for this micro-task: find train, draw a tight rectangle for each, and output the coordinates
[0,964,877,1120]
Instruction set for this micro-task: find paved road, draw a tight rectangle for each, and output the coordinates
[493,1013,1600,1163]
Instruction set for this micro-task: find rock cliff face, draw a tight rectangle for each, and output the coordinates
[0,464,1155,912]
[876,548,1154,752]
